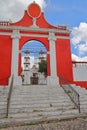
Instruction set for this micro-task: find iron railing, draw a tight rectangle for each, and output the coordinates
[6,75,14,117]
[59,76,80,113]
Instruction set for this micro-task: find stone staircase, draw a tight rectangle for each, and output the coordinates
[7,85,78,120]
[0,86,9,118]
[72,85,87,113]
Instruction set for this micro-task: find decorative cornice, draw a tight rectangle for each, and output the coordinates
[0,25,70,34]
[0,32,70,39]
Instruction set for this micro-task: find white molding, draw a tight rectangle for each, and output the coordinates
[11,30,20,76]
[10,30,22,85]
[21,33,48,38]
[29,18,40,28]
[0,25,70,34]
[0,32,11,36]
[48,32,56,41]
[0,32,70,39]
[48,32,57,77]
[48,32,59,86]
[11,30,20,39]
[56,36,70,39]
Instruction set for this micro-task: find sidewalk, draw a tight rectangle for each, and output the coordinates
[0,113,87,129]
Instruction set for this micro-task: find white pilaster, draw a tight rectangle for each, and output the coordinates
[47,32,59,86]
[9,30,22,86]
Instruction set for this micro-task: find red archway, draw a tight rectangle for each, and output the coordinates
[0,2,73,86]
[21,40,48,85]
[19,38,50,76]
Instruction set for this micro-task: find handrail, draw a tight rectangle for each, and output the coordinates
[59,76,80,113]
[6,75,14,117]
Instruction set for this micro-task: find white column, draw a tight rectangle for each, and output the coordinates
[47,32,59,86]
[9,30,22,86]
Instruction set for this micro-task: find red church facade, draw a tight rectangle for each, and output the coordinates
[0,2,87,88]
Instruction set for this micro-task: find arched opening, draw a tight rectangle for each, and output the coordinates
[21,40,47,85]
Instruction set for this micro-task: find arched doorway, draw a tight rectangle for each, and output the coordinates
[21,40,47,85]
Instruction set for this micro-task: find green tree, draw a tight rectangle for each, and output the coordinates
[38,60,47,77]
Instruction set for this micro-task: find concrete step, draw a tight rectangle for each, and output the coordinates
[0,113,7,119]
[10,95,72,101]
[0,84,80,119]
[9,101,74,109]
[9,105,76,114]
[8,109,78,118]
[71,84,87,113]
[9,99,72,105]
[0,86,9,118]
[7,85,78,118]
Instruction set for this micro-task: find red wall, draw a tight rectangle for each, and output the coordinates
[56,39,73,83]
[0,35,12,85]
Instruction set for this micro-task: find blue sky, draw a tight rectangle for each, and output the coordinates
[44,0,87,28]
[0,0,87,61]
[43,0,87,60]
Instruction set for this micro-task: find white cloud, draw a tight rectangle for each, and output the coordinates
[78,43,87,55]
[71,22,87,55]
[72,23,87,44]
[0,0,46,22]
[72,54,87,62]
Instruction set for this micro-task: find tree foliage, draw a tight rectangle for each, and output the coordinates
[38,60,47,76]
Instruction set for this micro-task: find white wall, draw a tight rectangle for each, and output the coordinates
[73,63,87,81]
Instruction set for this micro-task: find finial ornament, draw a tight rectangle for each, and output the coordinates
[27,2,41,28]
[27,2,41,18]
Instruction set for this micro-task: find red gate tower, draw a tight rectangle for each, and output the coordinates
[0,2,73,86]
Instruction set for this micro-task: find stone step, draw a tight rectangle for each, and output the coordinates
[72,86,87,91]
[9,99,72,104]
[12,87,64,91]
[80,99,87,102]
[0,85,80,119]
[12,94,65,97]
[0,105,7,110]
[9,101,74,109]
[12,92,65,96]
[71,85,87,113]
[0,109,6,115]
[11,93,65,96]
[10,96,71,101]
[0,87,8,118]
[0,113,7,119]
[8,109,78,118]
[9,105,76,114]
[0,98,8,103]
